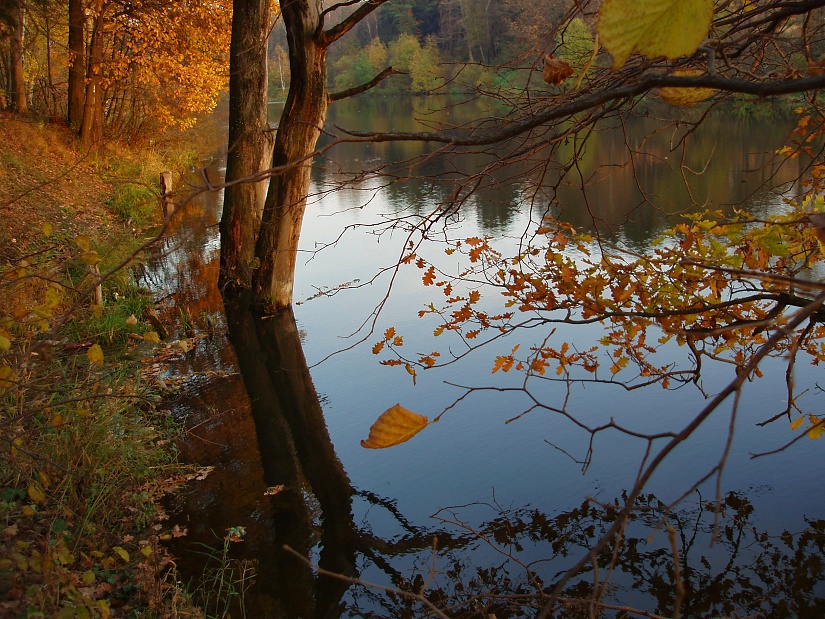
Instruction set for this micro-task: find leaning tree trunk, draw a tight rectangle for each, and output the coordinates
[67,0,85,130]
[252,0,328,312]
[8,0,27,113]
[219,0,274,291]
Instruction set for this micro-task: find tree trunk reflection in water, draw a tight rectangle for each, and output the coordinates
[223,297,356,617]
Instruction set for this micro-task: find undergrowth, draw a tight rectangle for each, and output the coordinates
[0,121,246,617]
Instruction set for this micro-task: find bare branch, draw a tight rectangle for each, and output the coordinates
[320,0,389,47]
[329,67,403,102]
[342,74,825,147]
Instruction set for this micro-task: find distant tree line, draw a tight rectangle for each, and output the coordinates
[268,0,576,96]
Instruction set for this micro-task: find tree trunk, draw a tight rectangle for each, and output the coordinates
[219,0,274,291]
[80,6,105,147]
[253,0,328,311]
[67,0,85,130]
[8,0,27,113]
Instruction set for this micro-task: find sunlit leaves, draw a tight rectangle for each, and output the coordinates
[792,414,824,440]
[597,0,714,68]
[361,403,428,449]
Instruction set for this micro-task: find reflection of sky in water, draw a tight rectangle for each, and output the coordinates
[293,142,822,542]
[148,107,823,613]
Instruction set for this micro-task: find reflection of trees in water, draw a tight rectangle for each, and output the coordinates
[314,102,800,244]
[167,296,824,618]
[343,492,824,618]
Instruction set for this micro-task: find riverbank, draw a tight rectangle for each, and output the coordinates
[0,112,207,617]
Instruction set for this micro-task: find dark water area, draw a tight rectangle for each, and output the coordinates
[137,99,825,618]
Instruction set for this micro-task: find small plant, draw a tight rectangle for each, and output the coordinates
[188,527,255,619]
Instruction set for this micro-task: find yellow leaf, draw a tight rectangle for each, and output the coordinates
[0,365,15,390]
[81,250,102,265]
[405,363,417,385]
[74,235,91,251]
[0,335,10,351]
[790,417,804,430]
[361,403,428,449]
[41,222,53,237]
[91,304,103,318]
[87,344,104,365]
[44,287,60,309]
[113,546,130,562]
[27,484,46,504]
[597,0,714,69]
[97,599,111,619]
[659,69,716,107]
[82,570,96,585]
[125,314,138,326]
[140,545,153,557]
[143,331,161,343]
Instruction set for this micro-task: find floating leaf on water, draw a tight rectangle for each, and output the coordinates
[361,403,428,449]
[598,0,714,69]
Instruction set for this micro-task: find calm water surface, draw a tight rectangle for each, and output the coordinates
[140,98,824,617]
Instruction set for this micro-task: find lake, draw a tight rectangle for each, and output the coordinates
[140,97,825,618]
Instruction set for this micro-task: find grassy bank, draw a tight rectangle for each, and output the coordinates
[0,112,204,618]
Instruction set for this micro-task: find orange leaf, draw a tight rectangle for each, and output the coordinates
[543,55,575,85]
[361,403,428,449]
[423,266,436,286]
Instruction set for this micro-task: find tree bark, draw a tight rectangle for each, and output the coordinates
[80,5,105,147]
[67,0,85,130]
[8,0,27,113]
[219,0,274,291]
[252,0,329,312]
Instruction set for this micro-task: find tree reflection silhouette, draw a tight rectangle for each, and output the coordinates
[168,296,825,618]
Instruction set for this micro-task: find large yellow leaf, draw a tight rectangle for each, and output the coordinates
[361,403,428,449]
[598,0,714,69]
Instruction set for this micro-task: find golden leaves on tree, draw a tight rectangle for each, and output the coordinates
[597,0,714,69]
[361,403,429,449]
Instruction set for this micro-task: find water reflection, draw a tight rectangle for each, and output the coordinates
[142,106,824,616]
[317,99,802,241]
